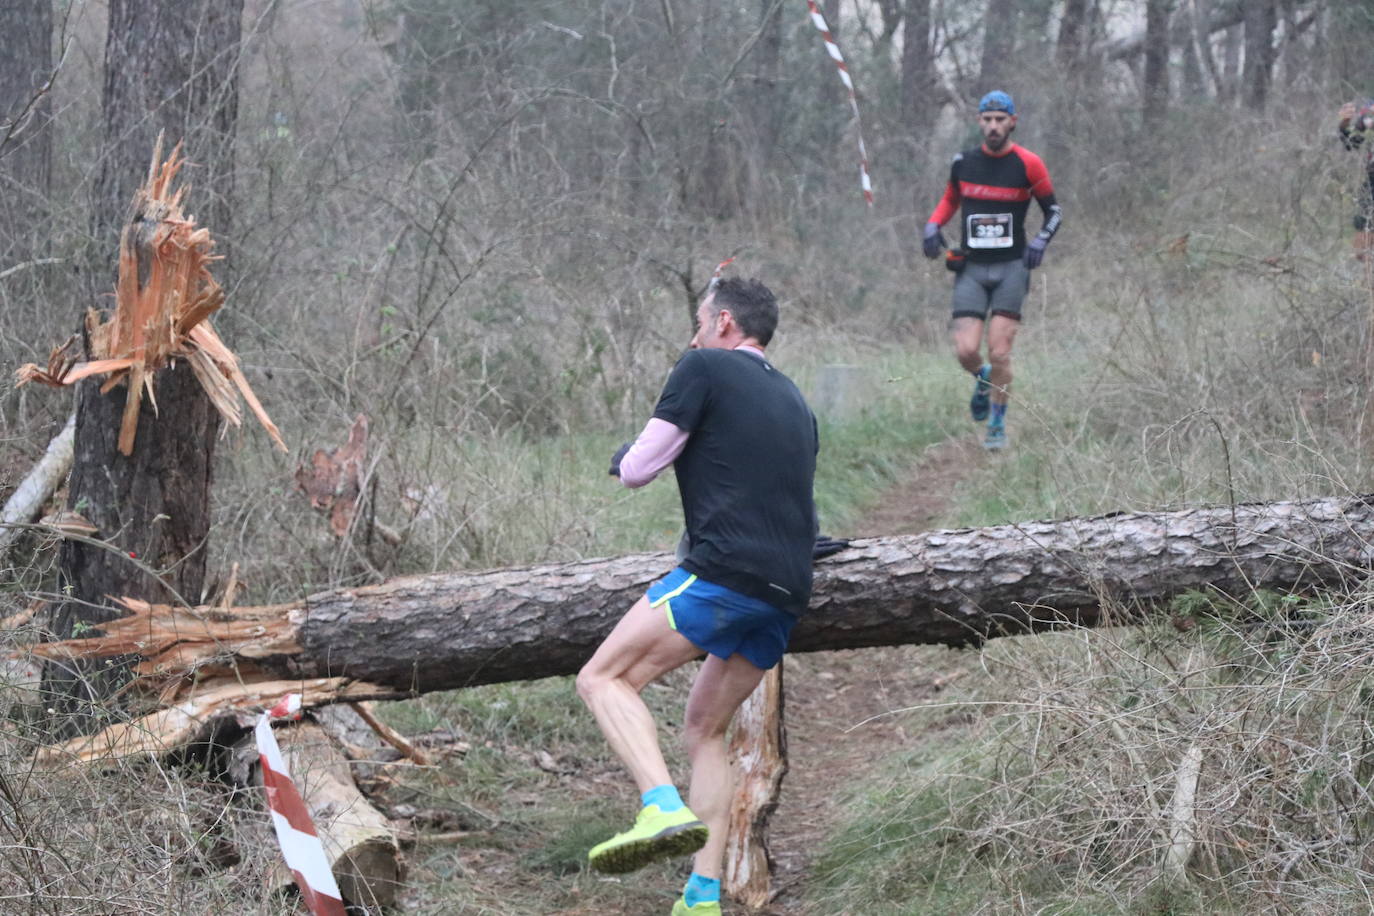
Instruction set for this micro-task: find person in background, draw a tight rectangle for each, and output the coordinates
[1338,99,1374,260]
[922,89,1063,451]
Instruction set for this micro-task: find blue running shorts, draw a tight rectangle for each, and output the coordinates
[646,567,798,670]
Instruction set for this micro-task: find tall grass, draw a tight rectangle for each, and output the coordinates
[812,594,1374,916]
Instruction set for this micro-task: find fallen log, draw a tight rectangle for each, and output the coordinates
[0,410,74,554]
[31,494,1374,756]
[237,721,402,909]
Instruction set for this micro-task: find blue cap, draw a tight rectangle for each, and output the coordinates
[979,90,1015,115]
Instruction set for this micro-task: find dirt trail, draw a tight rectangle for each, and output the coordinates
[758,435,986,915]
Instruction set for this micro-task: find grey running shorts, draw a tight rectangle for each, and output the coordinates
[950,259,1030,322]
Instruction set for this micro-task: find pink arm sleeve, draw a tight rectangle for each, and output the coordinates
[618,417,689,488]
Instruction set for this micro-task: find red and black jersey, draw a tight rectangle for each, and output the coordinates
[928,143,1061,263]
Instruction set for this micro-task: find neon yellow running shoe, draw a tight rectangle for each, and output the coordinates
[587,804,708,874]
[671,898,722,915]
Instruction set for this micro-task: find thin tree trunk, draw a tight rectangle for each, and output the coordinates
[901,0,937,145]
[1176,1,1206,98]
[0,0,53,260]
[1242,0,1277,110]
[1218,22,1242,104]
[747,0,783,199]
[1057,0,1090,77]
[1142,0,1172,128]
[978,0,1017,93]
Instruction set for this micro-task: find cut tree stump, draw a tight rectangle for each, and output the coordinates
[723,664,787,908]
[32,494,1374,758]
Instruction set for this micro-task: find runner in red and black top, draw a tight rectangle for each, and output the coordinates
[922,89,1062,451]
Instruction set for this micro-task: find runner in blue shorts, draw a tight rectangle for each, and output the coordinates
[576,276,819,915]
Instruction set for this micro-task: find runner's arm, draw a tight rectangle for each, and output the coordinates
[617,417,689,488]
[1035,194,1063,242]
[927,180,961,226]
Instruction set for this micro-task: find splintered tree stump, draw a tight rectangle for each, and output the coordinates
[723,665,787,908]
[253,722,402,910]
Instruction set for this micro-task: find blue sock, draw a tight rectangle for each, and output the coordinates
[974,363,990,391]
[990,402,1007,426]
[641,784,684,813]
[684,872,721,907]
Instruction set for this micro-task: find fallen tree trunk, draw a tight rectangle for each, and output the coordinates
[0,410,74,554]
[261,723,402,909]
[33,495,1374,740]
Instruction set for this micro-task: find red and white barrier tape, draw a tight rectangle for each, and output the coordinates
[805,1,874,206]
[256,694,347,916]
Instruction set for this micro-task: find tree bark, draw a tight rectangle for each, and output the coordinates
[746,0,784,195]
[1177,1,1207,98]
[1241,0,1277,110]
[1142,0,1172,129]
[1218,22,1242,105]
[94,0,242,246]
[900,0,937,146]
[1056,0,1091,77]
[38,494,1374,700]
[48,0,245,730]
[978,0,1017,93]
[0,0,53,261]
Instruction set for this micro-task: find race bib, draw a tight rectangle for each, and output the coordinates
[966,212,1014,249]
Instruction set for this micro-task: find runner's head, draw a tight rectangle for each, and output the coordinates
[977,90,1016,151]
[693,278,778,349]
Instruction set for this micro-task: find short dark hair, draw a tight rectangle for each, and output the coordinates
[710,277,778,346]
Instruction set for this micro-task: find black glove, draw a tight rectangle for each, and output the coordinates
[1023,236,1048,270]
[813,534,850,560]
[609,442,631,477]
[921,222,943,260]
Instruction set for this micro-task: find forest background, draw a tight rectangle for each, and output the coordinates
[4,1,1374,914]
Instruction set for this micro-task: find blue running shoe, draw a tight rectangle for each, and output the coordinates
[983,422,1008,451]
[969,364,991,422]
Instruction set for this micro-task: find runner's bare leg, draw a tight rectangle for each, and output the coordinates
[950,316,986,374]
[577,596,705,792]
[987,314,1020,405]
[681,652,770,879]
